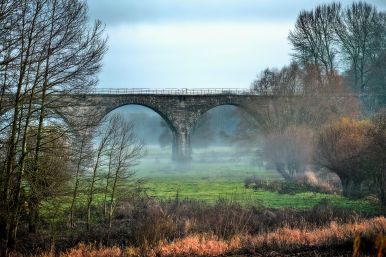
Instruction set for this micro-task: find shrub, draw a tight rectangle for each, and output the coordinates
[244,175,339,195]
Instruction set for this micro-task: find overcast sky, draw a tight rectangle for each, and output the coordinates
[87,0,386,89]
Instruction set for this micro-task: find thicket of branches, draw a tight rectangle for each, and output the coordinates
[288,1,386,110]
[250,1,386,203]
[0,0,112,253]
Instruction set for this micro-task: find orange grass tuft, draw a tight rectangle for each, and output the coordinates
[59,244,122,257]
[152,216,386,256]
[155,235,233,257]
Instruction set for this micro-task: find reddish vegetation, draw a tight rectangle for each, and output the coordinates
[154,216,386,256]
[156,235,232,257]
[60,245,122,257]
[11,216,385,257]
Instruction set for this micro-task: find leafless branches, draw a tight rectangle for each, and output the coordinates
[0,0,106,251]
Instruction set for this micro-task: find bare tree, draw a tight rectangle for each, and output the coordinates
[262,125,314,180]
[251,63,301,96]
[0,0,106,251]
[250,63,359,180]
[24,125,72,233]
[334,2,386,93]
[288,3,341,77]
[289,1,386,102]
[68,129,93,228]
[86,117,116,230]
[104,115,144,241]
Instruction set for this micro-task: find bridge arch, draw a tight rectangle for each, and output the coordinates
[100,103,177,134]
[95,103,190,162]
[191,103,258,150]
[190,100,258,133]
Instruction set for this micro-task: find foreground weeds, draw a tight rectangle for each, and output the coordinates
[11,216,386,257]
[155,216,386,256]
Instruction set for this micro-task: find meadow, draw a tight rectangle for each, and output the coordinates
[135,146,382,213]
[31,145,385,257]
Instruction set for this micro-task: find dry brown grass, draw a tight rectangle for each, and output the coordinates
[9,244,123,257]
[244,216,385,249]
[11,217,386,257]
[59,244,122,257]
[152,216,386,256]
[155,235,232,257]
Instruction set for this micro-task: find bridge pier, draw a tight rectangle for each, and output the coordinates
[172,130,192,162]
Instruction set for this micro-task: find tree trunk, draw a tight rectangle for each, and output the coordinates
[340,176,362,199]
[275,163,293,181]
[86,142,106,230]
[103,150,114,220]
[69,137,86,228]
[6,0,39,247]
[378,169,386,206]
[29,0,56,235]
[86,157,99,231]
[28,198,38,234]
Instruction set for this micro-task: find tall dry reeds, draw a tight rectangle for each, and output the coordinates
[10,216,386,257]
[154,216,386,256]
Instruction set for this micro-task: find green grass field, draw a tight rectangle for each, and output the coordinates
[133,146,382,213]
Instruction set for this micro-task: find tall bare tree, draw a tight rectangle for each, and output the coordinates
[103,115,144,241]
[335,2,386,93]
[289,3,341,77]
[86,117,116,230]
[67,121,95,228]
[289,1,386,108]
[0,0,106,251]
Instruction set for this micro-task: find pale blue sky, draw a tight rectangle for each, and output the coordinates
[88,1,386,89]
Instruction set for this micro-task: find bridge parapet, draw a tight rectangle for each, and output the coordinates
[84,88,360,97]
[88,88,256,95]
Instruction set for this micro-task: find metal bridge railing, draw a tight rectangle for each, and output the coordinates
[88,88,255,95]
[82,88,362,97]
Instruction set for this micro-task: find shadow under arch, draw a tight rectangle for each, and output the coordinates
[191,103,259,163]
[192,102,259,134]
[99,103,177,134]
[96,103,179,161]
[197,100,258,122]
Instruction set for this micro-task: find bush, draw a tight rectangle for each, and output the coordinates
[244,174,339,195]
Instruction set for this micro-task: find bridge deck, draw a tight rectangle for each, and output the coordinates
[89,88,255,95]
[84,88,360,97]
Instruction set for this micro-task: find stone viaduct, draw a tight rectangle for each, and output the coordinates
[55,88,278,162]
[3,88,358,162]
